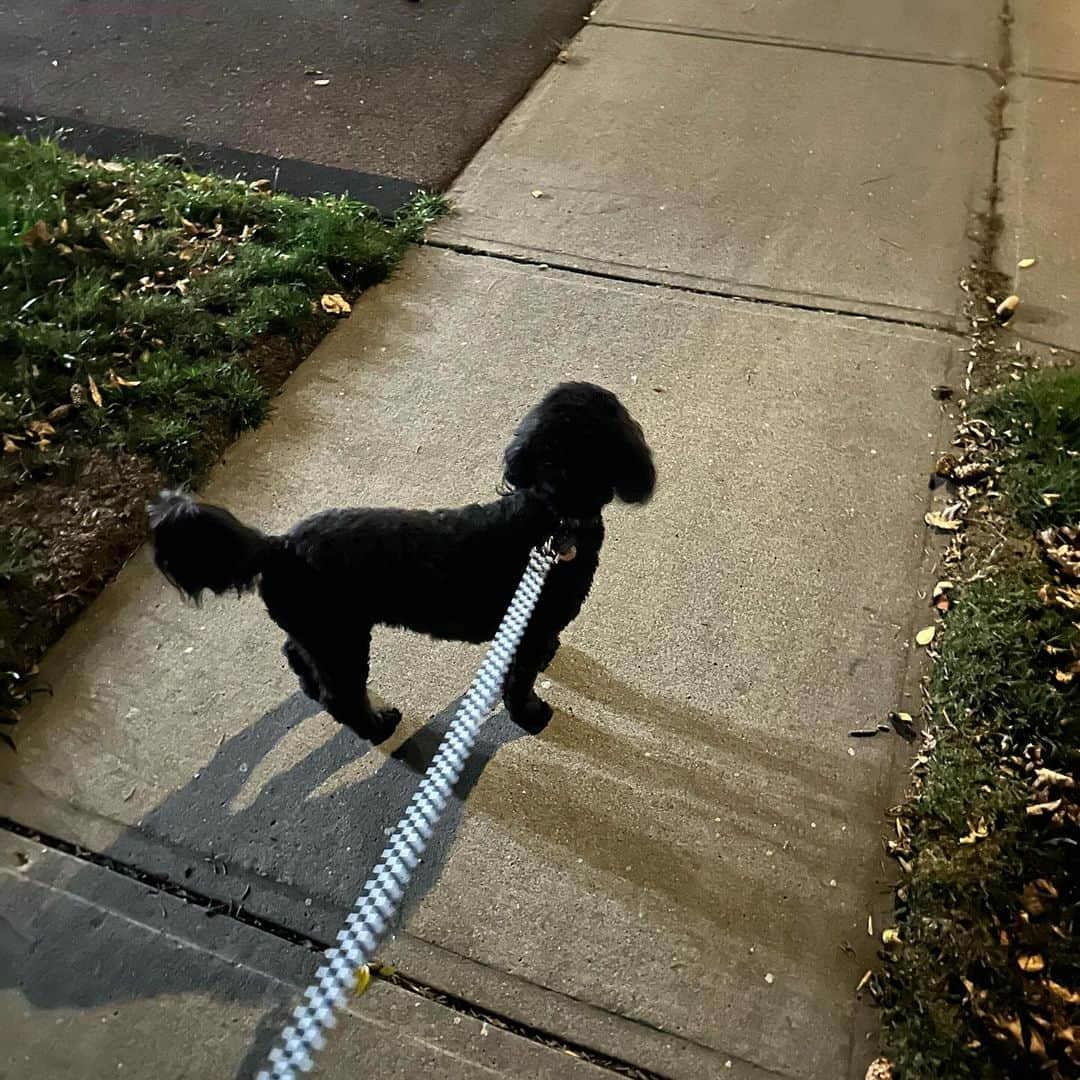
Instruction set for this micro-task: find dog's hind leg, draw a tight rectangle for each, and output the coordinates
[283,637,322,702]
[290,626,401,744]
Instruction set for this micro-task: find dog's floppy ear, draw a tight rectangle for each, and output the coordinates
[613,414,656,505]
[501,411,539,493]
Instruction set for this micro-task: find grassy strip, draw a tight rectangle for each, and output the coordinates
[880,368,1079,1077]
[0,136,446,739]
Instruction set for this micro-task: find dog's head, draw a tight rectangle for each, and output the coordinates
[502,382,656,519]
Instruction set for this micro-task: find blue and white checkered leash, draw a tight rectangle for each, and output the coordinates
[257,544,558,1079]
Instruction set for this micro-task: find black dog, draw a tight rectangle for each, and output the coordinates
[148,382,655,742]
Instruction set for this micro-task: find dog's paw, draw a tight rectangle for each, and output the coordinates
[369,707,402,743]
[508,696,553,734]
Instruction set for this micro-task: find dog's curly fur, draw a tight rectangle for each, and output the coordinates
[149,382,655,742]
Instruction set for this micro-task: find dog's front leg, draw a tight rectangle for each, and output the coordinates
[503,632,560,733]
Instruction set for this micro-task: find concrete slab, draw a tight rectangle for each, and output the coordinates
[0,0,594,188]
[1,249,957,1078]
[594,0,1001,67]
[433,26,995,326]
[1012,1,1080,80]
[0,832,612,1079]
[997,77,1080,353]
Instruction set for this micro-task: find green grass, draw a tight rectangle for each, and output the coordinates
[880,366,1080,1078]
[0,135,447,731]
[0,135,446,481]
[974,368,1080,532]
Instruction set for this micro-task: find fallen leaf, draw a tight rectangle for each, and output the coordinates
[98,160,126,173]
[864,1059,892,1080]
[991,1014,1023,1044]
[107,370,142,388]
[925,511,962,532]
[1018,257,1037,269]
[889,711,918,741]
[881,927,902,950]
[855,969,873,993]
[21,220,52,247]
[915,625,937,647]
[932,580,954,599]
[352,965,371,996]
[312,78,331,86]
[319,293,351,316]
[1034,767,1074,789]
[531,189,545,199]
[995,294,1020,324]
[3,435,20,454]
[87,374,103,407]
[1056,667,1076,684]
[959,818,989,844]
[1026,799,1062,816]
[1028,1027,1046,1058]
[1041,493,1061,506]
[26,420,55,437]
[1046,980,1080,1006]
[1018,953,1045,974]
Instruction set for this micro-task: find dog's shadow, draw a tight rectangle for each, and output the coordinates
[2,691,528,1025]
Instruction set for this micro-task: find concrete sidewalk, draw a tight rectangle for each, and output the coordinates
[4,3,1075,1079]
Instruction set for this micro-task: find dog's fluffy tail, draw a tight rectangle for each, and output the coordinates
[148,490,275,601]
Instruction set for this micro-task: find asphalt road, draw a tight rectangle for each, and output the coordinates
[0,0,595,188]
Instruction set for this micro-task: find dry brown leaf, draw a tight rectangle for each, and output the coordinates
[995,294,1020,324]
[3,434,20,454]
[864,1058,893,1080]
[1018,257,1037,269]
[98,160,126,173]
[855,969,873,993]
[1041,493,1062,506]
[1035,767,1075,789]
[1026,799,1062,816]
[932,580,954,598]
[991,1014,1024,1044]
[26,420,56,437]
[531,189,546,198]
[87,374,103,407]
[915,625,937,647]
[48,403,73,422]
[925,511,961,532]
[107,370,142,389]
[312,78,331,86]
[1046,980,1080,1006]
[1021,879,1058,917]
[1028,1027,1047,1057]
[1018,953,1045,974]
[21,219,52,247]
[959,818,989,844]
[319,293,351,316]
